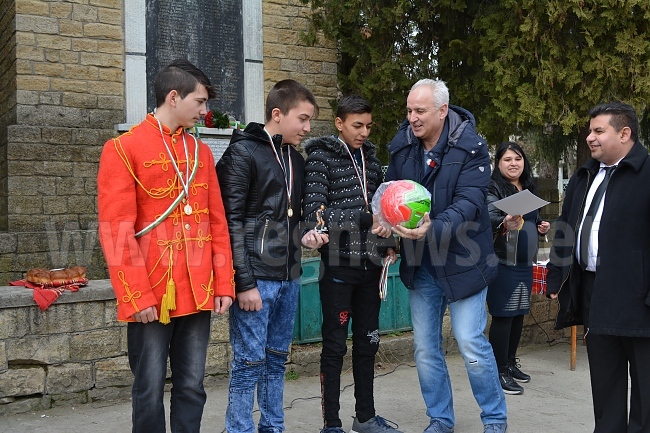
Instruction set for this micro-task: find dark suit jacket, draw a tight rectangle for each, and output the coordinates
[547,140,650,337]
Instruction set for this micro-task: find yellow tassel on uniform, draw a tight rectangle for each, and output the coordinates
[165,278,177,310]
[159,295,170,324]
[158,278,177,325]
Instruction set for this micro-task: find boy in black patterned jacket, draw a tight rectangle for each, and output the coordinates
[303,95,399,433]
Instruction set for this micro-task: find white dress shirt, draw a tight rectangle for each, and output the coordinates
[576,160,622,271]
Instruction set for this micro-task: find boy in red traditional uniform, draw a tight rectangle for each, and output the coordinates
[97,59,235,433]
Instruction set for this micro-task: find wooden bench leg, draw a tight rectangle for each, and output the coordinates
[570,325,577,371]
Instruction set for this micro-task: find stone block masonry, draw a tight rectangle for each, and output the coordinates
[0,0,340,283]
[262,0,338,137]
[0,0,18,233]
[1,0,125,282]
[0,280,231,416]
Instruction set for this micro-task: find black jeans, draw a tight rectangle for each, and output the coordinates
[127,311,211,433]
[319,264,382,427]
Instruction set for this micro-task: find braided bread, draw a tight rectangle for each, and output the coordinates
[26,266,87,285]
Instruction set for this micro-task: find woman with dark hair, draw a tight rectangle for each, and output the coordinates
[487,142,550,395]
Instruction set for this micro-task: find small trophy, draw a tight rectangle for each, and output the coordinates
[315,205,328,234]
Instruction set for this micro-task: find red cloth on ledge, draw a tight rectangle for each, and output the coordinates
[532,263,548,295]
[8,278,88,310]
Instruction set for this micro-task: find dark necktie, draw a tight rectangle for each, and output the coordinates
[579,166,616,270]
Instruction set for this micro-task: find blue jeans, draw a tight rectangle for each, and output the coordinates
[127,311,211,433]
[226,279,300,433]
[410,267,507,428]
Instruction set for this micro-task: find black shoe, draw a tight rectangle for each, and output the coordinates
[499,369,524,395]
[508,357,531,383]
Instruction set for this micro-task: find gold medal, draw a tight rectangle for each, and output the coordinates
[288,208,293,217]
[184,204,192,215]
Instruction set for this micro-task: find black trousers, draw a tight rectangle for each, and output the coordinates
[582,271,650,433]
[127,311,211,433]
[319,264,381,427]
[489,314,524,370]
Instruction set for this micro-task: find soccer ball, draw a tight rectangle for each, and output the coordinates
[378,180,431,229]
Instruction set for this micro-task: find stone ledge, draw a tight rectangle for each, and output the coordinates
[0,279,115,309]
[288,333,416,376]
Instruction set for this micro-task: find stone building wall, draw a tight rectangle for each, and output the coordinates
[0,0,124,283]
[262,0,338,136]
[0,1,17,231]
[0,0,339,283]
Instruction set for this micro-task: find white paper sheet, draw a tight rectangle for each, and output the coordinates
[492,189,549,216]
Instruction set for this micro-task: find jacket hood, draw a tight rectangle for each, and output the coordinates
[303,135,377,157]
[229,122,269,145]
[389,105,476,154]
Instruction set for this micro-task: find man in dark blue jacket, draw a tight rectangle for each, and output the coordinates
[385,79,506,433]
[547,102,650,433]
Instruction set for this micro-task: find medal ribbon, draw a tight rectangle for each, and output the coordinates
[265,129,293,216]
[154,114,192,204]
[379,257,390,300]
[338,137,369,211]
[134,116,199,238]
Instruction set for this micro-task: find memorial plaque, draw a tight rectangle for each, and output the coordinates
[202,138,230,163]
[146,0,244,121]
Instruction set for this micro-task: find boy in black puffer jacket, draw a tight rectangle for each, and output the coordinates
[303,95,399,433]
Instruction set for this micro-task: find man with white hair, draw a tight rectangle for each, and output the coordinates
[385,79,507,433]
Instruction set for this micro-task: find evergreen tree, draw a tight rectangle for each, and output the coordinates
[302,0,650,168]
[475,0,650,166]
[301,0,425,162]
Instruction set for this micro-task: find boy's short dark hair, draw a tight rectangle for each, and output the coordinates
[589,102,639,142]
[265,79,319,122]
[336,95,372,120]
[154,59,216,108]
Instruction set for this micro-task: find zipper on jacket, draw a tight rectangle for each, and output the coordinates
[457,235,487,291]
[285,148,292,279]
[260,218,269,255]
[513,226,524,265]
[285,212,290,277]
[432,178,436,208]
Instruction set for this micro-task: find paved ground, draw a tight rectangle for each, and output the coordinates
[0,342,594,433]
